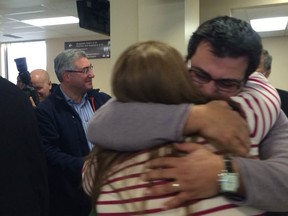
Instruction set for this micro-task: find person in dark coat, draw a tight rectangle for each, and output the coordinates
[35,49,111,216]
[0,76,49,216]
[276,88,288,117]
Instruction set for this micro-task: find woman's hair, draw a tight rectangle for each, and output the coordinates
[85,41,208,214]
[112,40,206,104]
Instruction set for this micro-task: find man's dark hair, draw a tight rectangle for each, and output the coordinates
[186,16,262,81]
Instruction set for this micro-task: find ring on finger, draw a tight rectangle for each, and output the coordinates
[171,182,181,192]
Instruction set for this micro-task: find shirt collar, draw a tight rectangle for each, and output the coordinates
[60,86,88,105]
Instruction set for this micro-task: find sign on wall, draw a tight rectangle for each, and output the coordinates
[64,39,110,59]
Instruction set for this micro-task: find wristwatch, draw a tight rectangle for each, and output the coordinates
[218,156,239,193]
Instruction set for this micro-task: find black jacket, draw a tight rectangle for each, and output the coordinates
[35,86,110,216]
[277,88,288,118]
[0,77,49,216]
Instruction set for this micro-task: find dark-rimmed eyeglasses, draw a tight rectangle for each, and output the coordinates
[65,64,93,74]
[188,66,244,93]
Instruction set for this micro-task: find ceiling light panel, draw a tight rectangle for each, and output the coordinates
[250,16,288,32]
[21,16,79,27]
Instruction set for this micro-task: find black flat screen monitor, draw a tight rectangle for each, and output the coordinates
[76,0,110,36]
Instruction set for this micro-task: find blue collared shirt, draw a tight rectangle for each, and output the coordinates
[61,88,94,150]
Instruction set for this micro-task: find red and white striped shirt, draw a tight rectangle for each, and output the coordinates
[83,148,265,215]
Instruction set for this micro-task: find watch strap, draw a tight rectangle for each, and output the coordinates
[223,155,233,172]
[218,155,239,193]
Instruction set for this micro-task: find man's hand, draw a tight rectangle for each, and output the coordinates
[141,143,224,209]
[184,100,250,156]
[29,96,36,108]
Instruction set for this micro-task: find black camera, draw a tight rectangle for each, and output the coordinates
[14,57,39,106]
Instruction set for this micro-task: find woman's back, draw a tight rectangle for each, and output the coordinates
[83,144,264,216]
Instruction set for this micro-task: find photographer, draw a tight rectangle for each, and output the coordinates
[15,57,39,107]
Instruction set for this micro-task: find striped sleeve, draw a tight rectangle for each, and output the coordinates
[232,72,281,155]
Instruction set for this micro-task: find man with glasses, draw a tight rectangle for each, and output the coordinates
[85,16,288,214]
[187,61,245,97]
[35,49,111,216]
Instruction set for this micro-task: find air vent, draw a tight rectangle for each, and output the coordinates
[3,34,22,38]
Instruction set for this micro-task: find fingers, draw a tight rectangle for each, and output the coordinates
[163,192,193,209]
[29,96,36,108]
[141,146,224,209]
[144,181,179,197]
[145,157,179,169]
[143,181,195,210]
[200,101,251,156]
[174,142,204,152]
[217,119,250,156]
[141,166,176,181]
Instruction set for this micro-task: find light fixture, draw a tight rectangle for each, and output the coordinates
[21,16,79,27]
[250,16,288,32]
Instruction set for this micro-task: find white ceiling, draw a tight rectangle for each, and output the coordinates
[231,3,288,38]
[0,0,105,43]
[1,1,288,43]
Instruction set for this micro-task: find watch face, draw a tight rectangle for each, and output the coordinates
[219,172,239,192]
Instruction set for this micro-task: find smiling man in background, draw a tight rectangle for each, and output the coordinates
[35,49,111,216]
[30,69,55,102]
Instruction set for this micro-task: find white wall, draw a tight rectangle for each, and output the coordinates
[110,0,186,60]
[185,0,200,48]
[138,0,185,54]
[109,0,196,96]
[262,37,288,90]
